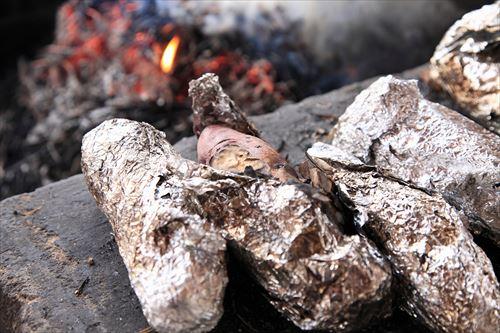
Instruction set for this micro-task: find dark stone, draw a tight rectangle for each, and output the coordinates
[0,66,431,332]
[0,175,147,332]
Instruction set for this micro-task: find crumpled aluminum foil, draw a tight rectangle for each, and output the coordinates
[430,3,500,133]
[307,142,500,333]
[328,75,500,246]
[197,174,392,331]
[188,73,393,331]
[189,73,260,137]
[82,119,228,333]
[82,118,393,332]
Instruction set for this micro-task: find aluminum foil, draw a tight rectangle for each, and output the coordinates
[307,142,500,333]
[189,74,393,330]
[329,75,500,246]
[83,118,393,332]
[430,3,500,133]
[81,119,228,333]
[189,73,260,137]
[196,171,392,331]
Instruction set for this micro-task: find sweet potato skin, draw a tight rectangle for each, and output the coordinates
[198,125,297,182]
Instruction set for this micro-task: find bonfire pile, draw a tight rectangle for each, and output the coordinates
[19,0,315,147]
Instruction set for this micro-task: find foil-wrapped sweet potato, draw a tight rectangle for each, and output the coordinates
[328,75,500,246]
[83,118,393,332]
[82,119,228,333]
[189,73,393,331]
[430,3,499,133]
[307,143,500,333]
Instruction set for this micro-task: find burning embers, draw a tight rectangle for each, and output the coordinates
[19,0,314,147]
[160,35,180,74]
[12,0,319,195]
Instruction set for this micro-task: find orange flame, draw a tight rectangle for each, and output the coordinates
[160,35,180,74]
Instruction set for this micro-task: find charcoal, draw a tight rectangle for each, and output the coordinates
[328,75,500,246]
[430,3,499,133]
[307,143,500,333]
[19,0,305,147]
[82,118,393,332]
[81,119,228,333]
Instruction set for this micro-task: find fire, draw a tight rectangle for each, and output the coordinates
[160,35,180,74]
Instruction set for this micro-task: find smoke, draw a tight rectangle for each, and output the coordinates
[154,0,465,77]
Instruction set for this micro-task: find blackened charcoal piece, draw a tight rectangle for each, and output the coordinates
[329,75,500,246]
[307,143,500,333]
[430,3,500,133]
[81,119,228,333]
[189,73,260,137]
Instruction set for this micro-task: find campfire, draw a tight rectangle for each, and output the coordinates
[79,4,500,332]
[19,0,314,129]
[10,0,330,198]
[160,35,180,74]
[0,2,498,332]
[2,0,476,199]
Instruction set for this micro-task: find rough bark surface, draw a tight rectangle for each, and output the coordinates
[0,175,149,333]
[329,75,500,246]
[307,143,500,333]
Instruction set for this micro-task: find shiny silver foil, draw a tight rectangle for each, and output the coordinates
[81,119,228,333]
[189,73,260,137]
[329,75,500,246]
[83,118,393,332]
[430,3,500,133]
[197,170,392,331]
[307,143,500,333]
[189,74,393,331]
